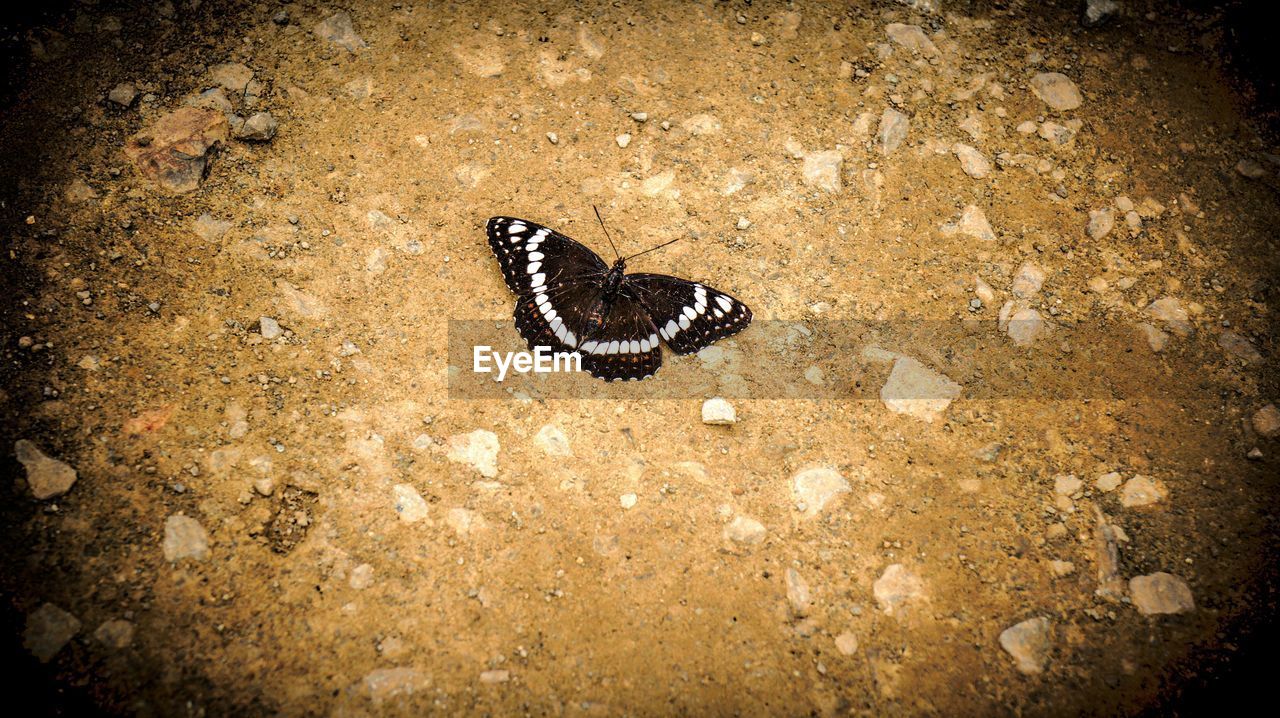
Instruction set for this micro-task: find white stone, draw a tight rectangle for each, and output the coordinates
[447,429,499,478]
[1121,475,1167,507]
[14,440,77,500]
[885,23,938,55]
[724,515,767,545]
[1145,297,1191,336]
[952,143,991,178]
[1011,262,1046,298]
[682,114,722,136]
[163,514,210,561]
[1130,572,1195,615]
[1253,404,1280,438]
[615,133,632,148]
[620,493,638,509]
[392,484,430,523]
[880,356,961,422]
[350,563,375,589]
[942,205,995,242]
[999,617,1051,674]
[792,467,851,518]
[534,424,572,456]
[785,568,812,615]
[1029,72,1082,110]
[874,564,925,615]
[802,150,843,192]
[1135,322,1169,352]
[834,632,859,655]
[1096,472,1123,492]
[878,108,910,155]
[259,316,282,339]
[701,397,737,425]
[1053,474,1082,495]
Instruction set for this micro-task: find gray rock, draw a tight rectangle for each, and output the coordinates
[209,62,253,93]
[1005,306,1046,347]
[392,484,429,523]
[316,12,367,52]
[802,150,843,192]
[1236,159,1266,178]
[874,564,925,615]
[1121,475,1167,507]
[878,108,910,155]
[14,440,78,499]
[885,23,938,55]
[193,213,232,241]
[108,82,137,107]
[163,514,210,561]
[999,617,1051,674]
[235,112,278,142]
[1029,72,1083,110]
[1087,208,1114,239]
[94,619,135,649]
[1145,297,1192,336]
[1130,572,1195,615]
[785,568,812,615]
[1218,331,1262,364]
[1011,261,1046,298]
[1253,404,1280,438]
[880,356,962,422]
[952,143,992,178]
[1082,0,1121,27]
[363,667,428,706]
[258,316,282,339]
[792,467,850,518]
[724,515,767,545]
[24,603,81,663]
[940,205,996,242]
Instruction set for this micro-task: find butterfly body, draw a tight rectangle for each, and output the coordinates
[486,216,752,381]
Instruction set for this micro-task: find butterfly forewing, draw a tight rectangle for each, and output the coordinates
[487,216,608,296]
[625,273,753,355]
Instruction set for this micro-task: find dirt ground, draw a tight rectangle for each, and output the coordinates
[2,0,1278,715]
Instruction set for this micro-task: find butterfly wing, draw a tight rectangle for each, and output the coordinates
[576,289,663,381]
[486,216,609,296]
[624,273,753,355]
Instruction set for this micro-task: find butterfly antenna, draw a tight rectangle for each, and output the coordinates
[624,236,683,262]
[593,205,621,261]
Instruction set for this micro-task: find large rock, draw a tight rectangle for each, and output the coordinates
[1130,572,1195,615]
[792,467,851,518]
[802,150,843,192]
[1029,72,1083,110]
[880,356,962,422]
[163,514,211,561]
[878,108,910,155]
[316,12,367,52]
[124,107,228,193]
[14,440,77,499]
[885,24,938,55]
[999,617,1051,674]
[873,564,925,615]
[24,603,81,663]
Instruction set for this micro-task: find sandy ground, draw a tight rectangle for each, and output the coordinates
[2,0,1278,715]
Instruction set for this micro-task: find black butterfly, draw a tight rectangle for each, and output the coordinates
[485,214,753,381]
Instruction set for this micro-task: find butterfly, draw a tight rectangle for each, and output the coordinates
[485,212,753,381]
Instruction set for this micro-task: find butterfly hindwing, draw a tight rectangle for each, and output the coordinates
[487,216,608,296]
[625,273,753,355]
[576,289,663,381]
